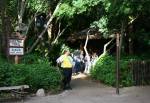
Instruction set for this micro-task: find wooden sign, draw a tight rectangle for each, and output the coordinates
[9,39,24,47]
[9,47,24,55]
[8,38,24,55]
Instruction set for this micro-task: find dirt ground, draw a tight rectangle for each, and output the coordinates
[1,73,150,103]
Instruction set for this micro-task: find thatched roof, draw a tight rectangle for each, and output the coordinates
[67,28,102,41]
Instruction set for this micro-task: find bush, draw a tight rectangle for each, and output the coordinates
[0,56,62,92]
[91,54,133,87]
[21,53,45,64]
[0,62,12,86]
[0,58,13,86]
[26,64,62,91]
[11,62,62,91]
[10,64,30,86]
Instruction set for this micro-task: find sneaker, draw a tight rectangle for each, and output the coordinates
[67,86,72,90]
[66,84,72,90]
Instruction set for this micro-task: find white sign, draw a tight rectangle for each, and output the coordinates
[9,48,24,55]
[9,39,24,47]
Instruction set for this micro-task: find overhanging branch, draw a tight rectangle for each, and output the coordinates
[103,37,115,54]
[52,25,68,45]
[26,1,62,54]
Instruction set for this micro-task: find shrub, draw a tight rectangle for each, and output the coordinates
[26,63,62,91]
[0,56,62,92]
[10,64,30,86]
[91,54,133,87]
[0,58,13,86]
[21,53,45,64]
[0,62,12,86]
[10,62,62,91]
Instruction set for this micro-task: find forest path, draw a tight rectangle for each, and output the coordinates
[4,73,150,103]
[24,73,150,103]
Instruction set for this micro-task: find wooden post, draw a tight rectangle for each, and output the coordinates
[116,33,120,94]
[8,37,24,64]
[15,55,19,64]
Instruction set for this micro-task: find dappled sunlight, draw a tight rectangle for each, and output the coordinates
[72,73,89,80]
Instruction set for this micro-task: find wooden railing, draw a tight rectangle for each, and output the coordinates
[129,60,150,86]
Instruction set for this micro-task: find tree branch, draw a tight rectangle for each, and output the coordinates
[57,22,61,36]
[25,1,46,35]
[26,0,62,54]
[84,30,90,56]
[103,37,115,54]
[92,37,115,68]
[18,0,26,25]
[52,25,68,45]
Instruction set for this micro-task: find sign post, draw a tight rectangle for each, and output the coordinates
[116,33,120,95]
[8,38,24,64]
[14,55,19,64]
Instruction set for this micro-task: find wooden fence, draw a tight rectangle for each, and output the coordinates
[129,60,150,86]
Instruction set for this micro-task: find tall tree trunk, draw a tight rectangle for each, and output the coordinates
[0,0,4,55]
[128,25,134,55]
[84,31,91,73]
[0,16,2,55]
[47,10,53,42]
[0,30,1,54]
[0,0,13,57]
[1,15,12,57]
[129,38,133,55]
[120,21,125,54]
[47,24,53,41]
[18,0,26,25]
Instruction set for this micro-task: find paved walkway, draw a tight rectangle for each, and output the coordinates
[3,73,150,103]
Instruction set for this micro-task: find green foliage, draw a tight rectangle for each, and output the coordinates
[91,54,116,86]
[10,64,29,86]
[56,3,75,19]
[0,58,13,86]
[0,0,18,29]
[48,42,62,63]
[56,0,101,19]
[24,63,61,91]
[60,43,74,55]
[0,56,62,91]
[90,0,150,38]
[26,0,48,13]
[4,0,18,18]
[91,54,133,87]
[21,53,49,64]
[91,16,109,38]
[0,61,12,86]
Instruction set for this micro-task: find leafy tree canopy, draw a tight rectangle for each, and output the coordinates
[56,0,102,19]
[90,0,150,38]
[26,0,49,13]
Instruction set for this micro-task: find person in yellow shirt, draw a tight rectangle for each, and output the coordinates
[56,50,73,90]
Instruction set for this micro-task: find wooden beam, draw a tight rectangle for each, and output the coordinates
[0,85,29,91]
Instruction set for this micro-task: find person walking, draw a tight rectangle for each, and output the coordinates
[56,50,73,90]
[72,50,82,75]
